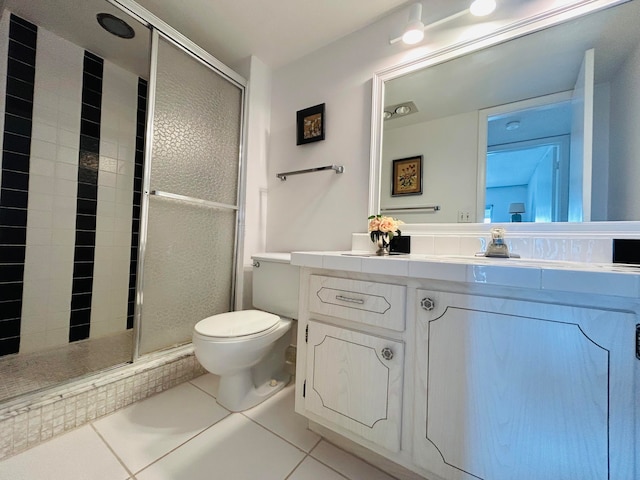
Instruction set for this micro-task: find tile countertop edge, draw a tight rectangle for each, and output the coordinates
[290,251,640,299]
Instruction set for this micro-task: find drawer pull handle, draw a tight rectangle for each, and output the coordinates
[381,347,394,360]
[421,297,435,311]
[335,295,365,305]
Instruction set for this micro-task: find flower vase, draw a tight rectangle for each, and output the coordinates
[375,233,390,256]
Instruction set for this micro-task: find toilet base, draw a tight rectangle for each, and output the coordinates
[216,369,291,412]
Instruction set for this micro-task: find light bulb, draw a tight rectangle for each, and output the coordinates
[402,20,425,45]
[470,0,496,17]
[395,105,412,115]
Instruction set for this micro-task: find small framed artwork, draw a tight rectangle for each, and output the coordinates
[392,155,423,196]
[296,103,325,145]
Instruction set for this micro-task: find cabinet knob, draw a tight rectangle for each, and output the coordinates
[420,297,435,311]
[381,347,394,360]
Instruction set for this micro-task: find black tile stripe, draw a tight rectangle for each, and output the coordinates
[69,51,103,343]
[127,78,147,330]
[0,15,37,357]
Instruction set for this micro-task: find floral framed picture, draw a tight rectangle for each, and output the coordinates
[392,155,422,196]
[296,103,325,145]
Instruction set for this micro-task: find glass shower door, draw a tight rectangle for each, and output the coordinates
[137,33,244,356]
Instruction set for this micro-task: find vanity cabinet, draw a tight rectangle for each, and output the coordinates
[294,264,639,480]
[413,290,637,480]
[305,320,404,452]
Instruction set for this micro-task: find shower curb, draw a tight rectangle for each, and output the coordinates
[0,345,206,461]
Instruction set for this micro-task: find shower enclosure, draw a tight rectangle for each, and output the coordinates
[0,0,245,404]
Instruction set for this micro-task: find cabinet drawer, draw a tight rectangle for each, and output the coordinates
[308,275,406,331]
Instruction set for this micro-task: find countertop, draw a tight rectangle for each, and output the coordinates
[291,251,640,299]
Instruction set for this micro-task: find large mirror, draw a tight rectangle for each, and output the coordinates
[372,0,640,225]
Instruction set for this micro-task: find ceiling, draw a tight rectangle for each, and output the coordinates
[132,0,416,68]
[3,0,432,71]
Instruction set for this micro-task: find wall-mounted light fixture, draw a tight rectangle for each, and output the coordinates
[401,3,425,45]
[390,1,498,45]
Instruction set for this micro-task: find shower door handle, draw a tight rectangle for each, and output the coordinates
[149,190,238,211]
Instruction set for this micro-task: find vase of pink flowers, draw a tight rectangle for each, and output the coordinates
[368,214,403,256]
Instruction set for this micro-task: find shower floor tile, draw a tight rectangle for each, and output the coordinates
[0,330,133,403]
[0,376,398,480]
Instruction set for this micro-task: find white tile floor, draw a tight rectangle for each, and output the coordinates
[0,374,397,480]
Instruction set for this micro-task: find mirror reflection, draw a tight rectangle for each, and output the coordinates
[379,1,640,224]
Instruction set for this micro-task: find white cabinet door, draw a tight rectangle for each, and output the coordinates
[414,290,637,480]
[305,320,404,452]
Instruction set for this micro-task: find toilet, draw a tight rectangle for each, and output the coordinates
[193,253,299,412]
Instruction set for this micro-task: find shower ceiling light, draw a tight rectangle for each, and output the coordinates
[97,13,135,39]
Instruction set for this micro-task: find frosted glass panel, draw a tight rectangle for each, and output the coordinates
[151,38,242,206]
[139,196,236,355]
[139,36,242,356]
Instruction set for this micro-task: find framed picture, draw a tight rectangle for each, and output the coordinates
[296,103,325,145]
[392,155,422,196]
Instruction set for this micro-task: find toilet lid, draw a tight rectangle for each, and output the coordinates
[194,310,280,338]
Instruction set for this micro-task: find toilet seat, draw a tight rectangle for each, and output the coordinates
[194,310,280,339]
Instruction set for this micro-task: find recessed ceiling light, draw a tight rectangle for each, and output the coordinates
[395,105,412,115]
[97,13,135,39]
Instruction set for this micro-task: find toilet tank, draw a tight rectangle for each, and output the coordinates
[252,253,300,319]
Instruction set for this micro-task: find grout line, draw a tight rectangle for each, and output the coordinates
[309,439,401,480]
[283,453,309,479]
[240,410,310,456]
[131,411,232,476]
[188,377,218,400]
[90,423,136,479]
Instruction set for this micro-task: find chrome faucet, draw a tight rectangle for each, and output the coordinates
[479,227,520,258]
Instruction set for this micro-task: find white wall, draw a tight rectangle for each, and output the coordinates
[608,40,640,220]
[486,185,528,223]
[266,1,596,252]
[233,55,272,309]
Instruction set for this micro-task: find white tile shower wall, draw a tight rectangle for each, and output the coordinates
[0,349,206,461]
[4,20,142,353]
[20,29,83,352]
[90,62,137,339]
